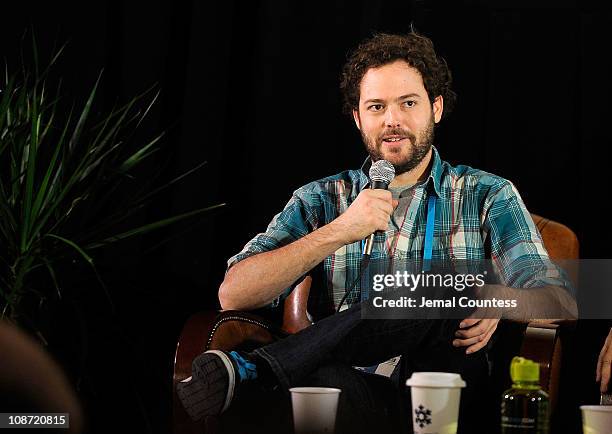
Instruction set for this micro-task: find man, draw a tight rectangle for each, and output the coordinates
[178,32,575,433]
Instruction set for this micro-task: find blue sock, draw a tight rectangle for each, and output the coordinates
[229,351,258,381]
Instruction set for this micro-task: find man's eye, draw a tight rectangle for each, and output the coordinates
[368,104,383,111]
[403,100,416,107]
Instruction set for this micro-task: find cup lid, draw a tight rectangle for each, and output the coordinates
[406,372,466,388]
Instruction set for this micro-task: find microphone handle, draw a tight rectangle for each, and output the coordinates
[370,180,388,189]
[362,179,391,256]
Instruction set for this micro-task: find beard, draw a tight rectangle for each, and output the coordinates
[360,114,435,176]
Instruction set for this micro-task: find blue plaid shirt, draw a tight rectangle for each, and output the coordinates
[228,147,568,318]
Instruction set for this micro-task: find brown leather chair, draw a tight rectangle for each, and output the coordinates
[173,213,579,434]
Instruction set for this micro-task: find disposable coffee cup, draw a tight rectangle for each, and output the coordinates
[406,372,466,434]
[581,405,612,434]
[289,387,341,434]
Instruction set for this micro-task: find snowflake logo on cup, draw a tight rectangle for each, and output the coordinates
[415,404,432,428]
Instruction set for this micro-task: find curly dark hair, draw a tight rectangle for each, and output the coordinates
[340,32,456,119]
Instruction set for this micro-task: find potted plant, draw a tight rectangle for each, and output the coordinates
[0,40,222,335]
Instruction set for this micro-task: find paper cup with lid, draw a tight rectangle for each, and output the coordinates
[406,372,466,434]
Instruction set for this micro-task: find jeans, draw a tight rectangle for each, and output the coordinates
[252,300,493,434]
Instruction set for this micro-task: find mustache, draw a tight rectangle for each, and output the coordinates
[377,128,416,143]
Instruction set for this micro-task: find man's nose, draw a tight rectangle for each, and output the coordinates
[384,106,401,128]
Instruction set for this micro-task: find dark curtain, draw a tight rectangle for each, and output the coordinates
[1,1,610,433]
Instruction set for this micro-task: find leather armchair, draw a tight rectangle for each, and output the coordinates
[173,213,579,434]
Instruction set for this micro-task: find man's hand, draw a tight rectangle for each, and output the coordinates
[333,189,398,244]
[453,318,500,354]
[596,327,612,393]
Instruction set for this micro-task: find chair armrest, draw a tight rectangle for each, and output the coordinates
[283,276,314,334]
[519,320,576,417]
[520,323,560,393]
[174,311,219,386]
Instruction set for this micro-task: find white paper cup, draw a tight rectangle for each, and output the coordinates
[581,405,612,434]
[289,387,341,434]
[406,372,466,434]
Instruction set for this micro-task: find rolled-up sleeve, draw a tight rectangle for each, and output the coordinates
[225,186,322,307]
[227,187,321,269]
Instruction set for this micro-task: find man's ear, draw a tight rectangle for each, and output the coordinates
[433,95,444,123]
[352,109,361,130]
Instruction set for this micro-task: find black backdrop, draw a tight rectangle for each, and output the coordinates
[1,1,611,433]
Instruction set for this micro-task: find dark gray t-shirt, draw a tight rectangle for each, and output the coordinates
[388,182,423,229]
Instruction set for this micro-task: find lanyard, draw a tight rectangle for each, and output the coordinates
[422,195,437,272]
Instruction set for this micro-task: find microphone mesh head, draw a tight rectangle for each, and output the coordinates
[369,160,395,185]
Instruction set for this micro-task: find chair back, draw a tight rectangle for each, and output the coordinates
[530,214,579,260]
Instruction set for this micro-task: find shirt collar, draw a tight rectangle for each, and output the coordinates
[358,146,443,197]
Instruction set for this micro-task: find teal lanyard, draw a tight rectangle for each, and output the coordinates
[422,195,436,272]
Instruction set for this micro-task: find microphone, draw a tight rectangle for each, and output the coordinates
[363,159,395,256]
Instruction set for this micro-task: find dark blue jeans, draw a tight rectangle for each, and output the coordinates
[253,301,492,434]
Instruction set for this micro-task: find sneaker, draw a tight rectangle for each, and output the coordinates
[176,350,238,421]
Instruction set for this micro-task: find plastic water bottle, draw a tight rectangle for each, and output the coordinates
[501,356,549,433]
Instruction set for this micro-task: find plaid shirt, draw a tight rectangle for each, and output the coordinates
[228,147,568,318]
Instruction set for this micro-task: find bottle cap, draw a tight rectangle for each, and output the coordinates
[510,356,540,382]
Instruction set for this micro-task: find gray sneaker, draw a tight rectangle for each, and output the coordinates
[176,350,238,420]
